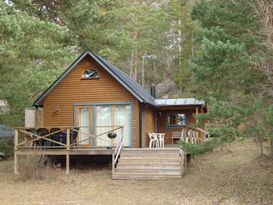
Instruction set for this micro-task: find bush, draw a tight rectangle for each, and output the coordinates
[180,138,219,155]
[0,138,14,156]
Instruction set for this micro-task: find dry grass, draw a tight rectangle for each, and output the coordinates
[15,155,49,181]
[0,139,273,205]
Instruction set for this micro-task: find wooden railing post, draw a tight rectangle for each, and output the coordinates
[66,128,70,174]
[14,129,18,175]
[112,152,115,176]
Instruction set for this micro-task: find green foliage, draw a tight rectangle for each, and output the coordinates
[168,0,198,95]
[1,0,196,127]
[0,138,14,155]
[14,0,177,84]
[180,138,219,154]
[265,106,273,126]
[190,0,273,154]
[0,1,77,126]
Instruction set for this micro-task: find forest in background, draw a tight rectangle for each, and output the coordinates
[0,0,273,155]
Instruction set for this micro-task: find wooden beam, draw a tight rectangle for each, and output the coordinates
[15,149,113,156]
[112,153,115,177]
[66,128,70,174]
[14,129,18,175]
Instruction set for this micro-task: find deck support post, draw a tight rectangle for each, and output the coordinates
[14,129,18,175]
[112,153,114,176]
[66,128,70,174]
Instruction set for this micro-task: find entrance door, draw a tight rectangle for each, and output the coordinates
[76,106,92,146]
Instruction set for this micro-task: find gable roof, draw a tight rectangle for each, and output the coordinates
[33,50,156,107]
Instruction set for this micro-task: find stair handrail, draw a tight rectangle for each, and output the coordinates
[113,126,124,170]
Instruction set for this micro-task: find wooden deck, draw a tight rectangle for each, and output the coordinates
[13,126,207,179]
[13,126,125,175]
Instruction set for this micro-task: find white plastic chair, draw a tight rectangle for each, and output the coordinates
[180,129,187,142]
[148,133,159,148]
[158,133,165,148]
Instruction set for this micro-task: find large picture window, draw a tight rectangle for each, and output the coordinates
[167,113,186,127]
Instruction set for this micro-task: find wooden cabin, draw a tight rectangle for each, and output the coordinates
[32,50,205,148]
[15,50,207,179]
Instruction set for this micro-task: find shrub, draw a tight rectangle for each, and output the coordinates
[0,138,14,156]
[180,138,220,155]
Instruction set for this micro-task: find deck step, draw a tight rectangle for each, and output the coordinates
[119,156,179,160]
[117,164,181,169]
[122,149,180,153]
[115,169,181,174]
[121,153,179,157]
[112,173,182,180]
[113,148,184,180]
[118,159,180,164]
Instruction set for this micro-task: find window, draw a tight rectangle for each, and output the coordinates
[167,113,186,127]
[96,105,131,147]
[75,104,132,147]
[82,69,99,79]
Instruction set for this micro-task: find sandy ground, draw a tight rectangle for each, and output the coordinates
[0,140,273,205]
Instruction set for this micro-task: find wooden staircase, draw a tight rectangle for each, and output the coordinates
[112,148,184,180]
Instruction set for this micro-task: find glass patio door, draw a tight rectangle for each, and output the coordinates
[76,106,92,146]
[75,104,131,147]
[96,105,131,147]
[114,105,130,146]
[96,106,112,146]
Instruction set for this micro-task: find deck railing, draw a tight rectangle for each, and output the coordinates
[14,126,124,174]
[180,125,209,144]
[14,126,123,150]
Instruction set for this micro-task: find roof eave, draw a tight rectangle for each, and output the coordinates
[157,104,204,107]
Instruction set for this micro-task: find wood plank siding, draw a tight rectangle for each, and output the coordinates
[157,106,200,144]
[142,107,155,147]
[42,56,140,147]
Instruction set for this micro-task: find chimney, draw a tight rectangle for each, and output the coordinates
[150,86,156,98]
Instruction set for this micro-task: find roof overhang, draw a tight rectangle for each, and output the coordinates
[155,98,205,107]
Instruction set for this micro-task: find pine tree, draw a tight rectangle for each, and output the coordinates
[184,0,273,155]
[0,1,76,126]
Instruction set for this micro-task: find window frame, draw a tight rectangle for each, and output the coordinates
[81,68,100,80]
[166,113,186,128]
[73,102,133,147]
